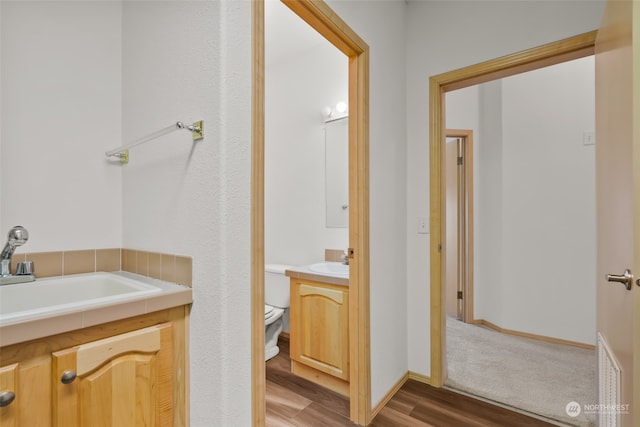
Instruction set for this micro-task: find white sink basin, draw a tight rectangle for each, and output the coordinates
[0,272,162,324]
[308,262,349,277]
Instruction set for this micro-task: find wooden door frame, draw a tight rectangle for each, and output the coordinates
[252,1,371,425]
[634,4,640,424]
[444,129,474,324]
[429,31,597,387]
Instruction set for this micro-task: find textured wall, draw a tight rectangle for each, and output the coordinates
[1,1,122,251]
[121,1,252,425]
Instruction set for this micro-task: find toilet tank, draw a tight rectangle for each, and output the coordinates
[265,264,292,309]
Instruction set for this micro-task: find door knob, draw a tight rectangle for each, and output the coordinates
[606,269,633,290]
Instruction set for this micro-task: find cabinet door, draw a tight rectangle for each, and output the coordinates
[290,282,349,380]
[0,364,18,427]
[52,323,173,427]
[1,360,51,427]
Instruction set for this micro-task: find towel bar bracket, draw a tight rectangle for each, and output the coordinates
[180,120,204,141]
[113,150,129,164]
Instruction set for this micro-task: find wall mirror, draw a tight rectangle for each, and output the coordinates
[325,117,348,228]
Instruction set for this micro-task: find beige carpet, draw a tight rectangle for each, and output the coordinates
[445,317,596,427]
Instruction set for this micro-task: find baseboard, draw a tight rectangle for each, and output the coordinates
[291,360,349,396]
[472,319,596,350]
[279,332,290,342]
[442,385,569,426]
[408,371,432,385]
[370,372,409,420]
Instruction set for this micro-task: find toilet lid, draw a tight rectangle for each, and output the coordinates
[265,264,293,274]
[265,305,284,325]
[265,304,274,320]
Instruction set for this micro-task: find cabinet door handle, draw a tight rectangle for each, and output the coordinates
[0,391,15,407]
[61,370,77,384]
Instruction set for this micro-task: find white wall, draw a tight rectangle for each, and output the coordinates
[1,3,3,230]
[446,57,596,345]
[3,1,253,424]
[326,0,408,408]
[265,38,348,268]
[500,57,596,344]
[1,1,122,252]
[406,0,605,376]
[476,81,506,326]
[121,1,252,425]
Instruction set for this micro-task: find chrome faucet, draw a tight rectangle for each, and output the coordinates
[1,226,31,281]
[341,249,350,265]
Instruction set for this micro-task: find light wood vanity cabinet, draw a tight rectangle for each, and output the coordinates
[0,306,187,427]
[289,278,349,396]
[52,323,173,426]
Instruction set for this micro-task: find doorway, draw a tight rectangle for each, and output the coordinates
[430,30,597,385]
[442,56,598,425]
[252,1,371,425]
[444,130,473,323]
[431,31,598,424]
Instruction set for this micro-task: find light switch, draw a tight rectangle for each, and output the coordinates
[418,217,429,234]
[583,131,595,146]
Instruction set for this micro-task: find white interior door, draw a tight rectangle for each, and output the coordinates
[595,1,639,426]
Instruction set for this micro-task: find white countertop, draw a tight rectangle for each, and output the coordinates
[285,264,349,287]
[0,271,192,347]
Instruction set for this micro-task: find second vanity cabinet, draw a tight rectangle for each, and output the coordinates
[289,278,349,396]
[0,306,187,427]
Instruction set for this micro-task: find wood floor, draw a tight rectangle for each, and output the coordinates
[266,337,558,427]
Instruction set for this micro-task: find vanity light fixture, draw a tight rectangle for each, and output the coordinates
[322,102,348,122]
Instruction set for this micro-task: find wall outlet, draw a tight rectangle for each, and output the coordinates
[417,216,429,234]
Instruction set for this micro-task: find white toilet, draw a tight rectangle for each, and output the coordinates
[265,264,291,361]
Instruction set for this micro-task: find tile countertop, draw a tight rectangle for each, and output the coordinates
[285,265,349,287]
[0,271,192,347]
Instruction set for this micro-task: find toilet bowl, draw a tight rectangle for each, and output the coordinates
[265,264,291,361]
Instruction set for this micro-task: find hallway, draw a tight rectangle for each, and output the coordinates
[266,337,557,426]
[446,317,596,426]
